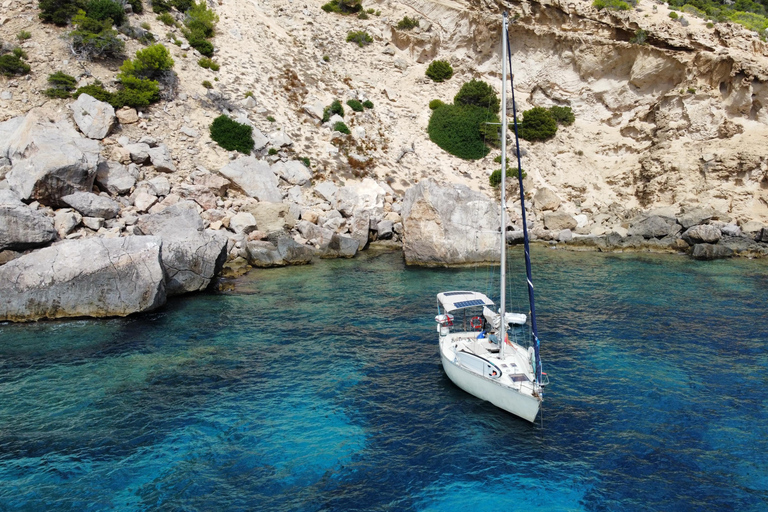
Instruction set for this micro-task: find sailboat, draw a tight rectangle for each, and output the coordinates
[435,13,549,423]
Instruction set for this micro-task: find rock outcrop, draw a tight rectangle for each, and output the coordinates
[402,179,499,265]
[0,190,57,251]
[2,109,100,206]
[136,201,228,295]
[0,236,166,322]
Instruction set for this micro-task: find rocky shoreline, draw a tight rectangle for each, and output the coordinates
[2,97,767,322]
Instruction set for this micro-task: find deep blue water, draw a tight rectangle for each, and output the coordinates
[1,247,767,511]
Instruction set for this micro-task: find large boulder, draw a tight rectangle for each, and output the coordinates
[628,215,681,239]
[682,224,722,244]
[136,201,228,295]
[533,188,561,211]
[272,160,312,186]
[690,243,734,260]
[217,156,282,202]
[401,179,499,265]
[335,178,386,217]
[71,93,116,140]
[0,190,57,251]
[95,161,136,195]
[246,235,313,267]
[0,236,166,321]
[677,206,715,229]
[61,191,120,219]
[543,211,577,231]
[241,202,297,233]
[2,108,100,206]
[319,233,359,258]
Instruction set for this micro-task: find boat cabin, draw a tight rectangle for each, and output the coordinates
[435,291,530,347]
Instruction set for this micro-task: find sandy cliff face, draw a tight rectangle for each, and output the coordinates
[1,0,767,231]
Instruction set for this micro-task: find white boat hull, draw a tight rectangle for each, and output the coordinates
[440,335,541,423]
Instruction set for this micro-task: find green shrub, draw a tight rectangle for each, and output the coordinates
[669,11,679,18]
[630,28,648,44]
[17,30,32,41]
[118,44,174,80]
[157,12,175,25]
[346,30,373,47]
[13,47,27,59]
[593,0,630,10]
[300,156,311,167]
[202,80,212,89]
[323,55,330,62]
[489,167,526,187]
[128,0,143,14]
[152,0,171,13]
[333,121,351,134]
[73,81,114,103]
[706,21,714,28]
[184,0,218,37]
[43,71,77,98]
[39,0,84,26]
[322,100,345,122]
[0,53,31,77]
[268,147,278,155]
[171,0,192,11]
[549,105,575,125]
[210,115,254,154]
[682,4,706,17]
[358,11,368,19]
[728,11,768,32]
[362,99,374,109]
[429,99,445,110]
[267,115,276,122]
[69,12,125,59]
[366,8,374,13]
[520,107,557,141]
[198,57,219,70]
[428,104,496,160]
[86,0,125,25]
[244,90,254,98]
[113,76,160,108]
[321,0,361,14]
[455,79,499,113]
[396,16,419,30]
[181,0,218,56]
[425,59,453,82]
[346,99,364,112]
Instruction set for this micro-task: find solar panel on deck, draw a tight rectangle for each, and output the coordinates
[443,292,468,296]
[454,299,487,309]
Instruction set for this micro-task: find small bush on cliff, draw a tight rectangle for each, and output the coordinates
[592,0,630,10]
[549,105,575,126]
[69,11,125,60]
[519,107,557,141]
[322,100,345,122]
[119,44,174,80]
[425,59,453,82]
[0,51,31,77]
[346,99,364,112]
[333,121,351,134]
[489,167,526,187]
[454,79,500,113]
[429,99,445,110]
[346,30,373,47]
[43,71,78,98]
[363,99,374,109]
[39,0,84,26]
[321,0,362,14]
[210,115,254,154]
[428,104,495,160]
[396,16,419,30]
[85,0,125,25]
[181,1,218,57]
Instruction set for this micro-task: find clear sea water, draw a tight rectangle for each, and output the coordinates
[1,247,767,511]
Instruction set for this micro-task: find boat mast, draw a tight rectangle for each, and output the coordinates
[506,19,542,384]
[499,13,508,360]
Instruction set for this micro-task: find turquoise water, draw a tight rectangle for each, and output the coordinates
[1,248,767,511]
